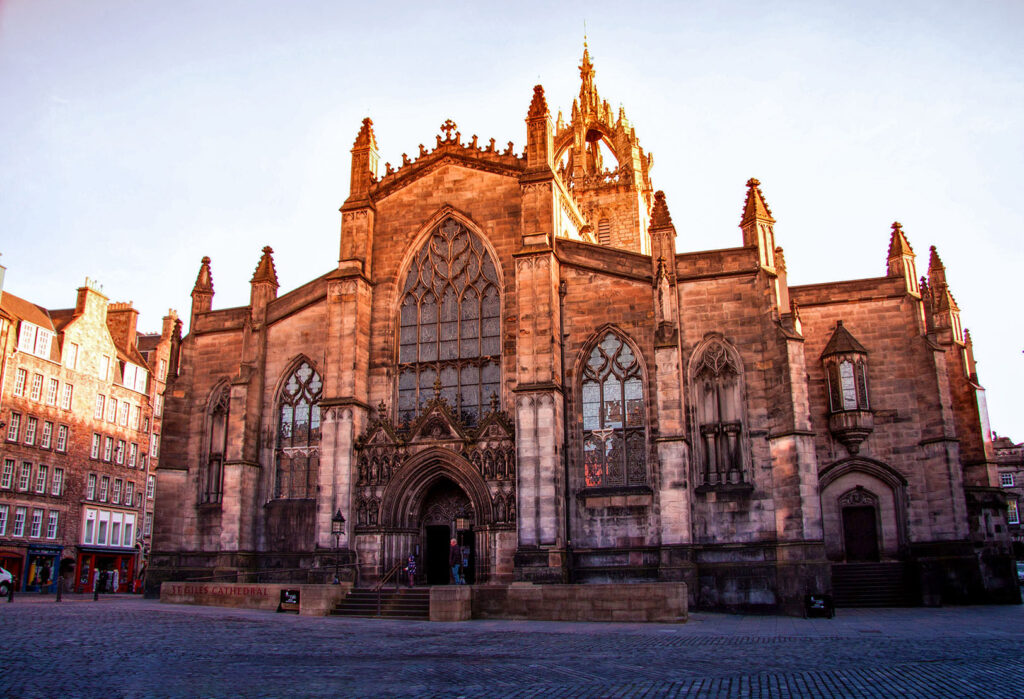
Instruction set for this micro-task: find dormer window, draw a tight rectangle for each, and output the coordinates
[17,322,53,359]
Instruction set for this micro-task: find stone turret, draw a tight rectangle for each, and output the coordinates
[927,246,963,344]
[886,221,919,295]
[190,256,214,330]
[250,246,279,321]
[525,85,554,172]
[347,117,379,203]
[739,178,776,271]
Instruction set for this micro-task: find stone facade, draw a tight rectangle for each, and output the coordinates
[0,278,176,593]
[149,47,1018,613]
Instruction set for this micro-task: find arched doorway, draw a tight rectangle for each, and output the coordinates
[378,448,494,585]
[418,478,475,584]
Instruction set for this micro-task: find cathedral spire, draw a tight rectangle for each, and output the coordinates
[578,40,599,114]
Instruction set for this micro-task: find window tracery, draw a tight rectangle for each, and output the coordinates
[397,219,501,426]
[691,338,748,487]
[200,385,229,505]
[274,360,322,499]
[581,331,647,488]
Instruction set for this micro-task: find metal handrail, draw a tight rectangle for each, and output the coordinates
[374,560,406,616]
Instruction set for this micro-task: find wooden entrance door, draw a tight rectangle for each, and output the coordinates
[842,505,880,561]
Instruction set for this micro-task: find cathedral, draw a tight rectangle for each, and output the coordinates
[150,47,1019,613]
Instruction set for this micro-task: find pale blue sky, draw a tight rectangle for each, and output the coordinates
[2,0,1022,435]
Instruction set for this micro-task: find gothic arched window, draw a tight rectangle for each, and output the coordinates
[690,337,748,487]
[397,219,501,425]
[274,360,322,499]
[581,331,647,488]
[200,385,229,504]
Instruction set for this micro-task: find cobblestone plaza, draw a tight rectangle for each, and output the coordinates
[2,596,1022,697]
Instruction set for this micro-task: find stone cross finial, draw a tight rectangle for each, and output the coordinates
[440,119,458,141]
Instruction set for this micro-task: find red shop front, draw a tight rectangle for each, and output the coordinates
[0,549,25,592]
[75,548,136,593]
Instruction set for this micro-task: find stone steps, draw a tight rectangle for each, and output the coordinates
[331,588,431,620]
[832,562,915,607]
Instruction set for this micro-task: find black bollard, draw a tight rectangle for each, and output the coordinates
[56,576,63,603]
[7,582,13,603]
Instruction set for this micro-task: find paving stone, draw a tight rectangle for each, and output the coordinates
[1,595,1022,698]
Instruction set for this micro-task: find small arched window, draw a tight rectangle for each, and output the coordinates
[581,331,647,488]
[397,218,501,426]
[690,337,748,487]
[274,360,323,499]
[200,385,229,504]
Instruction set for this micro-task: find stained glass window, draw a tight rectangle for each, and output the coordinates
[397,219,501,425]
[581,332,647,487]
[274,360,322,499]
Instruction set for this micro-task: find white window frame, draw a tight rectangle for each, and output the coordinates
[106,398,116,423]
[35,464,47,493]
[52,467,64,496]
[99,476,109,502]
[1,459,13,489]
[6,412,19,441]
[0,504,7,535]
[100,355,110,381]
[18,462,32,491]
[94,394,105,419]
[128,442,138,468]
[13,506,27,537]
[40,421,53,449]
[83,509,96,544]
[1001,473,1014,488]
[86,473,97,500]
[13,368,27,397]
[115,439,125,465]
[30,508,43,538]
[103,436,113,462]
[65,342,78,370]
[90,433,100,460]
[112,478,122,504]
[61,384,73,410]
[46,378,59,406]
[144,511,153,536]
[131,404,140,430]
[30,373,43,401]
[147,475,156,499]
[17,323,37,354]
[56,424,68,452]
[24,416,37,445]
[46,511,58,539]
[124,481,135,506]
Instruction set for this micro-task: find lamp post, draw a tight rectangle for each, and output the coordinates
[331,509,345,584]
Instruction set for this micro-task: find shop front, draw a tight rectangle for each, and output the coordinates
[0,548,25,592]
[75,547,136,594]
[24,544,62,593]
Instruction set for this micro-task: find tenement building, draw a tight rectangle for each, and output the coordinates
[0,276,176,593]
[150,48,1019,612]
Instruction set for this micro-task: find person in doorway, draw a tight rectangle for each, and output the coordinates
[460,545,469,585]
[405,554,416,588]
[449,538,462,585]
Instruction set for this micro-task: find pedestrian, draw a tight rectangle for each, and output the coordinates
[405,554,416,588]
[449,538,462,585]
[94,569,108,601]
[461,545,470,585]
